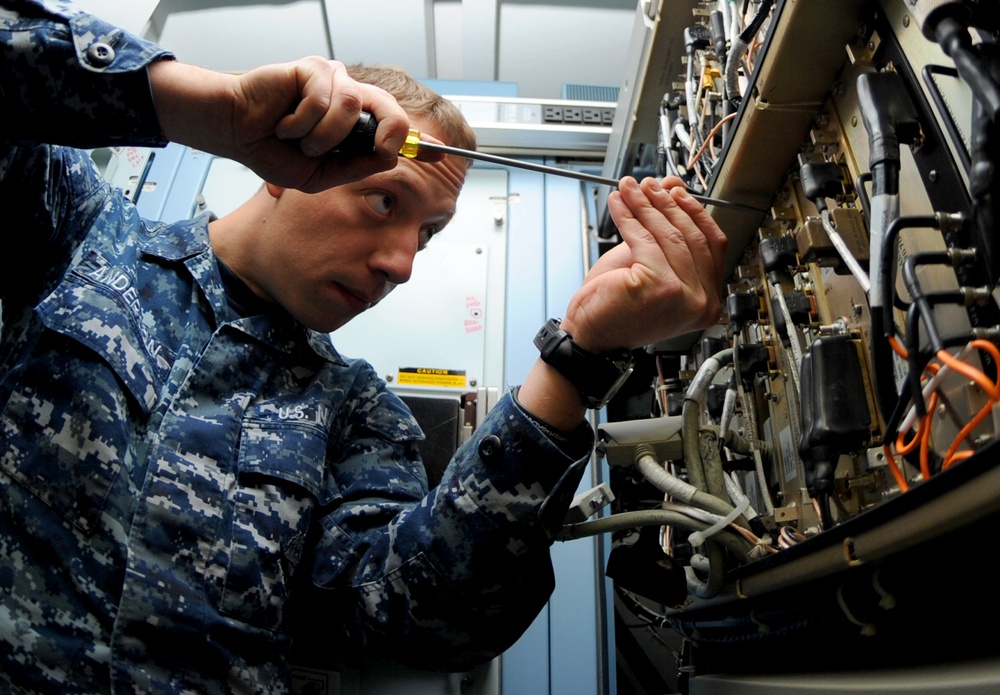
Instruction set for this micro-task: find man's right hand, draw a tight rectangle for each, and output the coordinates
[516,176,728,432]
[149,57,412,192]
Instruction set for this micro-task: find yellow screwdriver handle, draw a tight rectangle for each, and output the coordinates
[399,129,422,159]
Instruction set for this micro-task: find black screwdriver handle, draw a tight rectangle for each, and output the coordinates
[335,111,379,155]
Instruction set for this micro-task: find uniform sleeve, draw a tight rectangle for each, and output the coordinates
[0,0,174,148]
[297,378,593,671]
[0,1,175,306]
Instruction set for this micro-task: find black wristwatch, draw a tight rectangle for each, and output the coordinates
[533,318,635,409]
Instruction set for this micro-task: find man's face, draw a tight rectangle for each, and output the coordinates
[244,117,467,333]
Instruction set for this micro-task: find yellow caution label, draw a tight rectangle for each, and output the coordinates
[397,367,467,388]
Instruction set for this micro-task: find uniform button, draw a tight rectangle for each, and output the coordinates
[86,42,116,68]
[478,435,503,464]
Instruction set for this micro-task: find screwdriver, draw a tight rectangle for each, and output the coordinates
[343,112,765,214]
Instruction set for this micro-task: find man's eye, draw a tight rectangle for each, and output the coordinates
[364,192,395,215]
[418,226,440,251]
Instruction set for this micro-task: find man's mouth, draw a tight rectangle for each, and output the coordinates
[336,283,377,312]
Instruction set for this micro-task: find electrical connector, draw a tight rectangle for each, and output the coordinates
[562,484,615,524]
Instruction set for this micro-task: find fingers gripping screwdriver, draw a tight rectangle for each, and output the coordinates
[341,112,763,214]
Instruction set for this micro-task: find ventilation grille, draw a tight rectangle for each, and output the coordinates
[562,83,619,102]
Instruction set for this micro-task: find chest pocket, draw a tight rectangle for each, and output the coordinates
[36,259,165,412]
[222,415,332,632]
[0,263,162,533]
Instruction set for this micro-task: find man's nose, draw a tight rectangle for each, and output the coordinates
[371,232,417,285]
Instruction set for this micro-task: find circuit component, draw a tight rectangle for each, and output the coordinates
[592,0,1000,689]
[798,334,874,512]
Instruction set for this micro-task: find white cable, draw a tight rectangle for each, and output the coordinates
[729,1,742,48]
[685,349,732,403]
[724,470,757,520]
[718,0,733,42]
[821,209,871,294]
[688,497,751,547]
[673,120,692,153]
[685,46,697,126]
[868,193,900,309]
[899,343,970,433]
[725,35,748,101]
[720,386,737,435]
[771,280,804,396]
[662,501,729,526]
[752,446,774,516]
[636,455,699,504]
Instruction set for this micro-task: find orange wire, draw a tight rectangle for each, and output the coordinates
[945,449,975,465]
[887,338,1000,475]
[898,342,1000,469]
[919,391,938,480]
[943,398,995,468]
[895,362,939,467]
[935,340,1000,467]
[935,347,1000,400]
[687,113,737,170]
[896,425,921,455]
[882,444,910,492]
[889,335,908,358]
[971,338,1000,374]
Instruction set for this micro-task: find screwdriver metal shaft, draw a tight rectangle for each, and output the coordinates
[413,140,765,214]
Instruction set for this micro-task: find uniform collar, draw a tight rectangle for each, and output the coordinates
[138,214,347,366]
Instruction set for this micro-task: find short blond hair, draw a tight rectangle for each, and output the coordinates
[347,64,476,153]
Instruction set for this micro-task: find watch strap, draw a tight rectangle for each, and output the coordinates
[533,318,634,409]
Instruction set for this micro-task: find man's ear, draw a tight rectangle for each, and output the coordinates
[264,181,286,199]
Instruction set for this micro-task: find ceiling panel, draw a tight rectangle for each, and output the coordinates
[75,0,638,99]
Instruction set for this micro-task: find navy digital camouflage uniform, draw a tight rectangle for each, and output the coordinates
[0,2,594,692]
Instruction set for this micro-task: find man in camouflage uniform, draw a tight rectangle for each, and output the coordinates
[0,1,729,693]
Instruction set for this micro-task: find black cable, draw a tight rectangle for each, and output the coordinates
[902,251,953,353]
[878,215,941,340]
[816,491,833,530]
[901,251,977,417]
[857,69,920,198]
[883,313,983,444]
[968,43,1000,285]
[614,584,672,629]
[882,367,915,446]
[869,313,900,429]
[874,217,957,425]
[928,16,1000,123]
[738,0,774,44]
[855,171,872,224]
[905,301,931,420]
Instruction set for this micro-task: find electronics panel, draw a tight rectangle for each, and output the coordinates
[584,1,1000,691]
